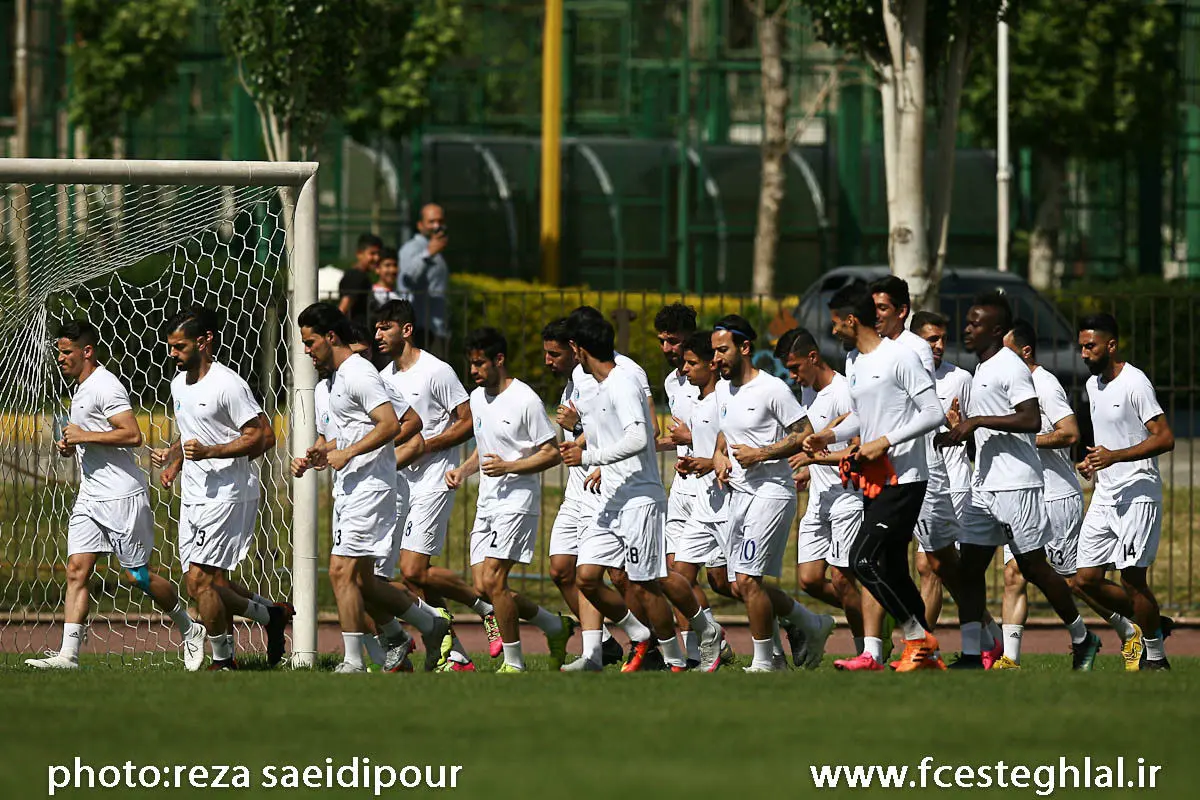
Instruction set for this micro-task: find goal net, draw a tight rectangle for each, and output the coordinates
[0,160,320,667]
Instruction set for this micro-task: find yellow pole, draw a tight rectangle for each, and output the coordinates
[540,0,563,285]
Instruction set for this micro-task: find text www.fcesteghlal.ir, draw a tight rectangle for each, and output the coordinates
[810,756,1162,796]
[48,757,462,795]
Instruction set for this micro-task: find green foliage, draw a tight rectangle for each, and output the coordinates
[960,0,1179,157]
[218,0,370,157]
[65,0,196,157]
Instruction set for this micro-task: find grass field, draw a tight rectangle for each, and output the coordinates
[2,653,1197,798]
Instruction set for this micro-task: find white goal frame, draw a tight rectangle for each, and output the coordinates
[0,159,321,668]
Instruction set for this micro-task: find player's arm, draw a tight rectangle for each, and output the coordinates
[327,402,400,471]
[249,412,276,460]
[445,449,479,488]
[62,410,142,448]
[1037,413,1079,450]
[424,400,472,453]
[394,407,426,469]
[184,416,265,461]
[483,439,561,477]
[732,416,813,467]
[941,398,1039,449]
[657,415,692,452]
[864,378,946,462]
[711,431,731,487]
[1085,413,1174,473]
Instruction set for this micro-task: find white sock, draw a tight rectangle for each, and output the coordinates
[169,602,193,635]
[853,636,865,656]
[600,625,612,642]
[1107,612,1136,642]
[581,630,603,664]
[244,599,271,625]
[400,602,436,635]
[210,633,234,661]
[529,607,563,635]
[502,641,524,670]
[681,631,701,662]
[363,635,386,666]
[472,598,494,617]
[985,619,1002,650]
[1066,615,1088,645]
[752,637,774,669]
[689,608,711,636]
[1003,624,1023,663]
[616,611,651,643]
[379,618,404,639]
[60,623,85,661]
[342,633,364,667]
[771,618,785,656]
[863,636,883,662]
[1144,636,1166,660]
[787,600,821,634]
[901,616,926,641]
[660,636,687,668]
[961,621,982,656]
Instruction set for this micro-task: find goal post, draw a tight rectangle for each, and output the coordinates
[0,159,319,667]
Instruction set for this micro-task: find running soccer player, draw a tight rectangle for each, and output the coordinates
[152,307,290,670]
[293,302,451,673]
[937,292,1099,670]
[373,299,492,671]
[560,316,723,672]
[26,321,206,671]
[710,314,834,673]
[1073,313,1174,670]
[778,329,866,656]
[805,285,947,672]
[443,327,575,672]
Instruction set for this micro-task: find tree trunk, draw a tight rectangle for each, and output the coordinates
[1028,151,1066,290]
[929,9,972,288]
[882,0,932,310]
[752,7,789,297]
[876,63,900,233]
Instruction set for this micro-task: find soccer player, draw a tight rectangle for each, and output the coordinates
[778,329,866,657]
[293,302,451,673]
[937,292,1099,670]
[805,285,947,672]
[653,303,708,663]
[153,307,290,670]
[443,327,575,672]
[541,319,624,667]
[373,299,492,671]
[26,321,206,670]
[560,316,724,672]
[710,314,834,673]
[1073,313,1174,670]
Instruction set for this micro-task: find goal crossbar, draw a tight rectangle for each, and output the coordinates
[0,159,319,187]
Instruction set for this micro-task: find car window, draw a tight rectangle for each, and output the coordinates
[939,277,1073,347]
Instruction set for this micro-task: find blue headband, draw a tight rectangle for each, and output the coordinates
[714,324,753,341]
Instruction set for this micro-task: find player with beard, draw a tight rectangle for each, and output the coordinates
[937,292,1099,670]
[1073,313,1174,670]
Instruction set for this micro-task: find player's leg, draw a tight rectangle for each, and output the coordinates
[915,550,943,626]
[999,551,1028,667]
[1115,501,1167,668]
[28,548,98,669]
[549,554,580,617]
[478,557,525,670]
[186,562,233,667]
[796,512,841,608]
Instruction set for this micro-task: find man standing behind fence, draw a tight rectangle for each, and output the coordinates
[399,204,450,353]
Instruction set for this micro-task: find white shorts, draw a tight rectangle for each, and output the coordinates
[548,495,589,558]
[67,493,155,570]
[915,487,962,553]
[674,517,729,568]
[469,513,537,566]
[179,500,257,572]
[959,488,1053,556]
[580,501,667,583]
[727,491,796,579]
[332,489,395,561]
[400,490,455,557]
[1077,501,1162,571]
[797,491,862,570]
[665,487,697,555]
[950,489,971,520]
[1003,493,1084,575]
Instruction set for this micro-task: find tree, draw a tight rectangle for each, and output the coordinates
[800,0,1003,308]
[751,1,792,296]
[960,0,1177,288]
[65,0,196,157]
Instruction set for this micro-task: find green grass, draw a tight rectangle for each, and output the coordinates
[1,654,1198,798]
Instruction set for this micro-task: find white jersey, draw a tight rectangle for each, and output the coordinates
[844,338,936,484]
[967,347,1043,491]
[895,328,949,493]
[716,370,806,499]
[688,386,728,522]
[568,352,652,506]
[584,364,665,511]
[1086,363,1164,505]
[558,378,588,504]
[934,361,974,493]
[328,353,398,497]
[800,374,854,500]
[664,368,700,496]
[1031,366,1081,501]
[470,379,556,517]
[898,329,936,375]
[70,364,145,501]
[381,350,470,495]
[171,362,263,504]
[315,376,333,440]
